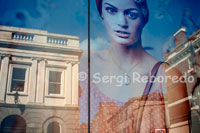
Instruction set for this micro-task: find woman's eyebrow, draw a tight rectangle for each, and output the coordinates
[104,3,117,9]
[125,8,139,12]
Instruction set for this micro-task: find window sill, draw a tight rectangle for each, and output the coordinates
[7,92,28,96]
[45,95,65,99]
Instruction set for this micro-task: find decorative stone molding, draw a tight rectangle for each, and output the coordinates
[42,117,66,133]
[66,60,79,65]
[0,54,11,59]
[31,57,42,62]
[167,42,200,65]
[43,58,48,63]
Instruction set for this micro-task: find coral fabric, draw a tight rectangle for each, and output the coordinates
[79,62,167,132]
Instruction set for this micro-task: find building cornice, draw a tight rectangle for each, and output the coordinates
[166,37,200,65]
[0,103,80,111]
[0,26,82,54]
[0,25,79,40]
[166,29,200,61]
[0,46,82,62]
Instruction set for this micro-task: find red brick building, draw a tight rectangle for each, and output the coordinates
[106,97,140,133]
[80,123,88,133]
[164,27,200,132]
[91,102,120,133]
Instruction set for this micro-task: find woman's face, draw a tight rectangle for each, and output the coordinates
[101,0,144,46]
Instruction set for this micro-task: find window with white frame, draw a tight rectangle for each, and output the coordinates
[46,68,65,96]
[8,64,29,94]
[49,71,62,94]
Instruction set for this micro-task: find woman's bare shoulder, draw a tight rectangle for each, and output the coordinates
[140,52,160,73]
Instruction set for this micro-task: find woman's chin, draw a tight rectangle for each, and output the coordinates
[113,38,134,46]
[110,35,141,47]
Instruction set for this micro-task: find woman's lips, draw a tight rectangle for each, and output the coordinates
[115,30,130,38]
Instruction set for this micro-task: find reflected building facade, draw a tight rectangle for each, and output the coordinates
[0,26,82,133]
[164,27,200,132]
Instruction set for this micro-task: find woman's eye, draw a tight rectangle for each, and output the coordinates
[127,12,138,19]
[105,7,117,14]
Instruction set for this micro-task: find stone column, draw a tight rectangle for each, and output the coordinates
[36,59,46,104]
[0,55,2,70]
[72,62,79,105]
[0,55,9,103]
[28,58,39,104]
[65,61,72,105]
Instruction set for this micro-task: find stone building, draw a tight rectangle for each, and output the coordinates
[164,27,200,132]
[0,26,82,133]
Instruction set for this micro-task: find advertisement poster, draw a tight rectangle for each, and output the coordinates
[0,0,200,132]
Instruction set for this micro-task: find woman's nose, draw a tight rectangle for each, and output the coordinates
[117,12,128,29]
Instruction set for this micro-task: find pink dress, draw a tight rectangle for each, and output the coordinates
[79,61,167,133]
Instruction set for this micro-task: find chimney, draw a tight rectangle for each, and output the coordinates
[173,27,187,47]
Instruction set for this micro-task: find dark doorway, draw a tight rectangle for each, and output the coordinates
[47,122,60,133]
[0,115,26,133]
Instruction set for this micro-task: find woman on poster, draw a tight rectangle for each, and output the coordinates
[79,0,189,132]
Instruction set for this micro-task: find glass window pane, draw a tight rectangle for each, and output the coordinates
[12,68,26,80]
[49,71,61,83]
[49,83,61,94]
[11,80,25,92]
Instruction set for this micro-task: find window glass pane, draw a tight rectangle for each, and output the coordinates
[49,83,61,94]
[49,71,61,83]
[11,80,25,92]
[11,67,26,92]
[12,68,26,80]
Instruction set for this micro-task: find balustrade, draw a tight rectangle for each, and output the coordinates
[47,37,68,45]
[12,33,34,41]
[0,26,80,49]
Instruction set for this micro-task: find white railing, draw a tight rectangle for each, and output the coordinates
[0,26,80,48]
[12,33,34,41]
[47,37,68,45]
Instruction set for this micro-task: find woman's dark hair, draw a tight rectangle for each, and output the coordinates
[96,0,149,25]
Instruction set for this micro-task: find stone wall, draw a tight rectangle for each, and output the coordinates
[0,103,80,133]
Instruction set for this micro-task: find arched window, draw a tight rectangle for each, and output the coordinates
[47,122,60,133]
[0,115,26,133]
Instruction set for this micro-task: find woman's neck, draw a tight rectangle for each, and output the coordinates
[108,39,145,67]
